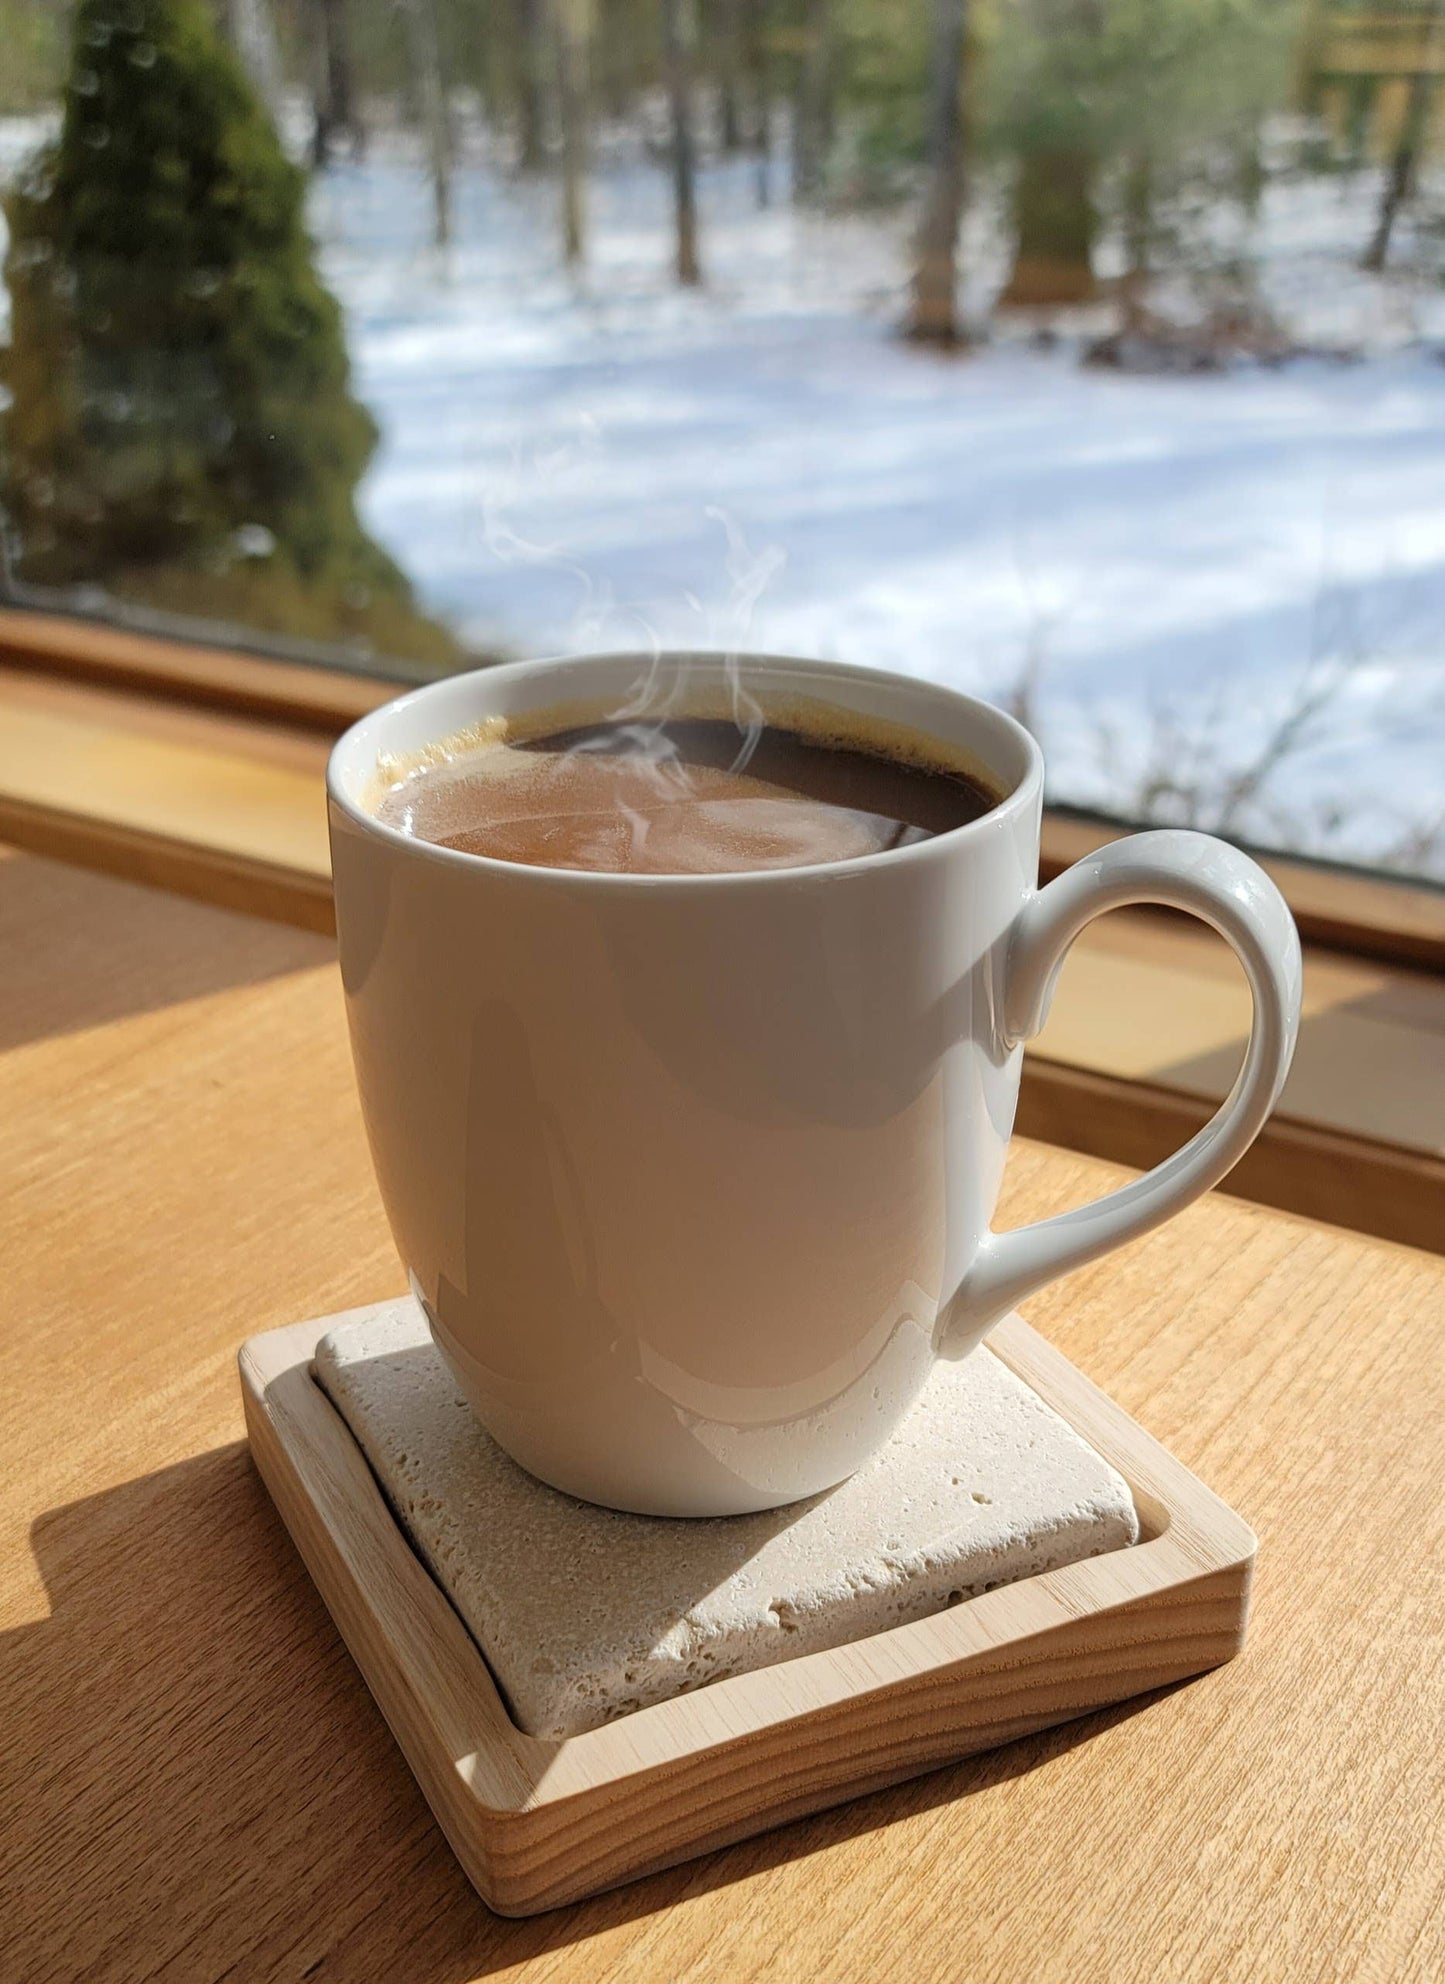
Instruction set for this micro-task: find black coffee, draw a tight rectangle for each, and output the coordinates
[376,715,998,876]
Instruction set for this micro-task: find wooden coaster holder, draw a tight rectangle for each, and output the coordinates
[241,1311,1254,1917]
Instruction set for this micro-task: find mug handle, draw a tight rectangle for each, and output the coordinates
[941,829,1303,1355]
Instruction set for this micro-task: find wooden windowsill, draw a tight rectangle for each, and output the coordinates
[1038,810,1444,973]
[7,843,1438,1978]
[4,601,1440,967]
[0,603,406,730]
[2,627,1441,1253]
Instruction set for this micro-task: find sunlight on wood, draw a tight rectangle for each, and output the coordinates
[0,690,331,876]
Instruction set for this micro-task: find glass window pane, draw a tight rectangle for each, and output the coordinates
[3,0,1443,880]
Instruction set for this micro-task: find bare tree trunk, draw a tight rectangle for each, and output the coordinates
[662,0,702,285]
[1234,128,1266,220]
[1363,98,1426,271]
[908,0,968,345]
[741,0,770,206]
[1362,7,1440,271]
[401,0,453,247]
[716,0,743,151]
[791,0,832,202]
[1292,0,1328,113]
[219,0,286,129]
[555,0,589,269]
[515,0,548,172]
[309,0,362,166]
[1120,145,1152,326]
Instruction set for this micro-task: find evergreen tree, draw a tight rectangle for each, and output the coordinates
[1,0,455,663]
[993,0,1103,309]
[990,0,1296,314]
[0,0,68,112]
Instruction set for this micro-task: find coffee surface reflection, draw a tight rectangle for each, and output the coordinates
[375,716,998,876]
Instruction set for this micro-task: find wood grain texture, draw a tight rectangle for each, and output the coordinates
[0,678,331,876]
[0,606,408,728]
[4,655,1441,1170]
[1017,1060,1445,1253]
[0,662,343,772]
[2,846,1443,1981]
[3,619,1439,964]
[0,791,336,935]
[240,1310,1252,1915]
[5,771,1443,1250]
[1040,808,1445,971]
[1034,905,1445,1156]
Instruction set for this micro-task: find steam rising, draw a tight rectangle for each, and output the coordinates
[474,426,793,862]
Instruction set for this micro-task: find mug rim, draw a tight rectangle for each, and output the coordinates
[327,650,1045,889]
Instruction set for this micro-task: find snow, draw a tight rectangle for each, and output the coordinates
[310,144,1445,874]
[3,112,1443,873]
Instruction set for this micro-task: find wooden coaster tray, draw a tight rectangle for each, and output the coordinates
[240,1312,1255,1918]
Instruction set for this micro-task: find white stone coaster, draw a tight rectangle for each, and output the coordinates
[313,1299,1139,1740]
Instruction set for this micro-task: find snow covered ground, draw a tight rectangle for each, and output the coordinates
[4,110,1444,873]
[311,144,1445,875]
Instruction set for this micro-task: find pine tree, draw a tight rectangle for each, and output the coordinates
[993,0,1101,309]
[1,0,456,663]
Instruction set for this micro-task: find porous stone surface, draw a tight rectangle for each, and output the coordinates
[314,1299,1138,1740]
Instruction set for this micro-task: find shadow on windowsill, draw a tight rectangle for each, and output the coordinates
[0,845,329,1053]
[3,1438,1193,1981]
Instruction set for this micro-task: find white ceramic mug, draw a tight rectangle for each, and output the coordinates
[329,652,1302,1517]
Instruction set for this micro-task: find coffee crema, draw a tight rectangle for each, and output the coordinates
[374,715,999,876]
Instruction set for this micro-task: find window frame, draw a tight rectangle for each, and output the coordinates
[3,601,1440,1256]
[3,601,1439,971]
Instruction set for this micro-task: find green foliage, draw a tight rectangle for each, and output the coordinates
[835,0,932,185]
[988,0,1299,275]
[1,0,457,665]
[800,0,1301,264]
[102,557,465,667]
[0,1,68,113]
